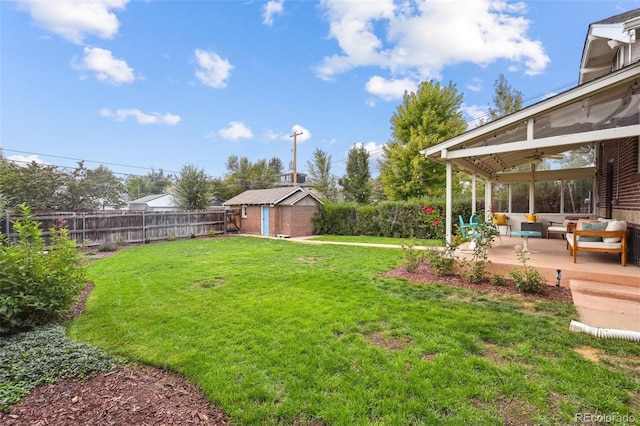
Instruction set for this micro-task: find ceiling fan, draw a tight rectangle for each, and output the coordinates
[524,151,564,162]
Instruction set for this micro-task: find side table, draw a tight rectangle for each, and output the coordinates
[511,230,542,252]
[521,221,543,235]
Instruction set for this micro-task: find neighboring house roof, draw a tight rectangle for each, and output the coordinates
[223,187,323,206]
[128,193,179,210]
[130,194,171,204]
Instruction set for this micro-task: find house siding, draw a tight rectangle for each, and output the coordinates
[597,138,640,266]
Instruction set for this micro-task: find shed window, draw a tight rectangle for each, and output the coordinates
[241,205,247,218]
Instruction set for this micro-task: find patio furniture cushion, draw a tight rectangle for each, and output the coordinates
[577,221,607,241]
[576,220,607,242]
[603,220,627,243]
[492,213,508,225]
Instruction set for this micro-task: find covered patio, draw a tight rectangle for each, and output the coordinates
[458,235,640,287]
[421,62,640,267]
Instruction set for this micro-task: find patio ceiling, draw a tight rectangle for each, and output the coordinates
[422,62,640,180]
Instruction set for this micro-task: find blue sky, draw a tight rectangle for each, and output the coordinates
[2,0,640,180]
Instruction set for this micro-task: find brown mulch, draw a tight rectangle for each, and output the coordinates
[381,263,573,303]
[1,247,571,426]
[1,366,229,426]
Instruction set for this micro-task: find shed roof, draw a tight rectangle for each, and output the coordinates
[223,187,323,206]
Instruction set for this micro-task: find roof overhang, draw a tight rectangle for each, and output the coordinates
[421,62,640,180]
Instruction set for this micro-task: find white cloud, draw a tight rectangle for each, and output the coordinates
[466,77,483,92]
[217,121,254,140]
[316,0,549,93]
[365,76,417,101]
[100,108,181,125]
[194,49,233,89]
[72,46,134,85]
[288,125,311,143]
[262,128,280,141]
[18,0,129,44]
[7,154,44,166]
[263,0,284,26]
[461,104,489,129]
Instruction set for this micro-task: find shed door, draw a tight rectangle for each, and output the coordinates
[261,205,270,236]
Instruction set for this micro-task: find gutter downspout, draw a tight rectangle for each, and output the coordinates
[570,320,640,341]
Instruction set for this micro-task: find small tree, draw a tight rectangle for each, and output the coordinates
[173,165,211,210]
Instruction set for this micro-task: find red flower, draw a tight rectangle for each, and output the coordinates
[433,220,441,226]
[422,206,435,214]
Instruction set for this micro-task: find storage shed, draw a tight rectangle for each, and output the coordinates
[223,187,323,237]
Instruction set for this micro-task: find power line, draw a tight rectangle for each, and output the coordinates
[1,148,182,175]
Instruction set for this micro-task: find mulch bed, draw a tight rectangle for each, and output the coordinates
[381,262,573,303]
[1,248,572,425]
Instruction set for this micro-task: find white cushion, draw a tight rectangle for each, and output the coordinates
[548,226,566,232]
[603,220,627,243]
[566,234,622,249]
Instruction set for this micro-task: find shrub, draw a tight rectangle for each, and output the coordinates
[489,273,506,286]
[424,245,455,276]
[401,240,425,273]
[98,242,118,252]
[508,245,547,294]
[0,204,86,335]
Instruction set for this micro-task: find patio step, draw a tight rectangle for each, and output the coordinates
[569,279,640,332]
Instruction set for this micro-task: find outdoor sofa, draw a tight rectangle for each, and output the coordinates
[566,218,629,266]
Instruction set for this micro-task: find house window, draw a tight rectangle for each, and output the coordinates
[241,205,247,218]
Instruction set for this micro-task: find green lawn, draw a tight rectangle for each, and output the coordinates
[68,237,640,425]
[307,234,443,247]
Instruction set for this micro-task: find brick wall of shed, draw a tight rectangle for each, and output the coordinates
[597,138,640,266]
[278,205,320,237]
[240,205,263,235]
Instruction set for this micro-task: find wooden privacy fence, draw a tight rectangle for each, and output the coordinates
[1,209,239,247]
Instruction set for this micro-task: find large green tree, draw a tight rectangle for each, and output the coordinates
[60,163,126,210]
[126,169,174,199]
[380,81,467,200]
[306,147,337,201]
[340,145,371,204]
[174,164,212,210]
[220,155,283,198]
[0,160,67,211]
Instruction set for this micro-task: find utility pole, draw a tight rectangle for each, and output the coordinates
[289,130,303,186]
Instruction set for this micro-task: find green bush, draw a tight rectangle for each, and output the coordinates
[98,242,118,252]
[508,248,547,294]
[401,240,426,273]
[313,198,482,239]
[0,204,86,335]
[424,245,455,276]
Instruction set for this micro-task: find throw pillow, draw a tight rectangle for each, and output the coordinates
[577,220,607,242]
[603,220,627,243]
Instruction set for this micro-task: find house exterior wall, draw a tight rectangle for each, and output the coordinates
[597,137,640,266]
[597,138,640,224]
